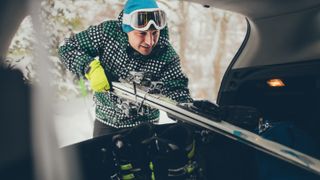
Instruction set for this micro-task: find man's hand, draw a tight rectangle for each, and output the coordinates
[85,59,110,92]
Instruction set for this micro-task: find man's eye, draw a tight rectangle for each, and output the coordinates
[152,31,158,36]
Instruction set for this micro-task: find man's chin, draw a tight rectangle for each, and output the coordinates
[138,48,152,56]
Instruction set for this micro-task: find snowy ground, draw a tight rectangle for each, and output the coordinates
[53,96,175,147]
[53,96,94,147]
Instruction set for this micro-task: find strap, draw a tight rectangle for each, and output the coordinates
[168,161,198,177]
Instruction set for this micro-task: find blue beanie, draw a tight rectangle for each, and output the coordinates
[122,0,159,33]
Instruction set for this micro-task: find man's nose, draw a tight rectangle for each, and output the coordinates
[145,32,154,47]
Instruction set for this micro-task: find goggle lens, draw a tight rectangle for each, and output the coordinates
[131,10,166,30]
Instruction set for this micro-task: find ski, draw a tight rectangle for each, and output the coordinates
[111,81,320,176]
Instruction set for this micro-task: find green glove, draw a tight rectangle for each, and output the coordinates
[85,59,110,92]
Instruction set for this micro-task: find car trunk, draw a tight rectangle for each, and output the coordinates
[204,0,320,138]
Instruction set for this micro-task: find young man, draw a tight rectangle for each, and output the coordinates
[59,0,192,137]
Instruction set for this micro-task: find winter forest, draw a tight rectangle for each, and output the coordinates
[6,0,246,145]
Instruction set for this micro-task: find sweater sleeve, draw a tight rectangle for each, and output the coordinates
[160,46,193,103]
[58,22,108,78]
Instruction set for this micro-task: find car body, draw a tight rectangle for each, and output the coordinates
[63,0,320,179]
[1,0,320,179]
[210,0,320,179]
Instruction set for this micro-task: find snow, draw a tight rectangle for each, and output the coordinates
[53,95,175,147]
[53,96,94,147]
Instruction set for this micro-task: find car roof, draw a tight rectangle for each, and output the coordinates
[183,0,320,68]
[185,0,320,20]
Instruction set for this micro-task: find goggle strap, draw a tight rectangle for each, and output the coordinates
[128,8,161,15]
[122,13,131,25]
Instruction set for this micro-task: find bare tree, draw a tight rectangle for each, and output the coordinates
[212,12,229,96]
[8,0,246,100]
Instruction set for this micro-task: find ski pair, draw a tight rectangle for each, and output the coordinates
[110,123,201,180]
[111,82,320,176]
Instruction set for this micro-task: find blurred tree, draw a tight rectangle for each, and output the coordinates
[212,12,228,96]
[7,0,246,101]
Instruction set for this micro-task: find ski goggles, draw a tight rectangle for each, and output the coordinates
[123,8,167,31]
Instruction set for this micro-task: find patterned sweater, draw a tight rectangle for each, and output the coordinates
[58,13,192,128]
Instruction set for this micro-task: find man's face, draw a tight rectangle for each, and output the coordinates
[127,29,160,55]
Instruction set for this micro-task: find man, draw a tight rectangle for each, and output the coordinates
[59,0,192,137]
